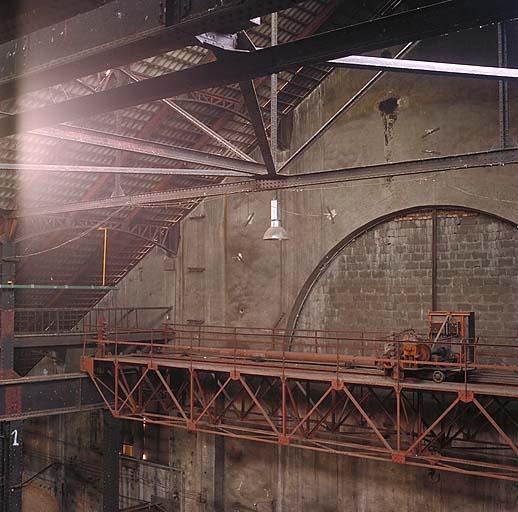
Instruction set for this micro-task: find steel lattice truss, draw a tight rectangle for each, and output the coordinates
[82,326,518,482]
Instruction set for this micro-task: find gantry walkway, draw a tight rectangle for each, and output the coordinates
[82,324,518,482]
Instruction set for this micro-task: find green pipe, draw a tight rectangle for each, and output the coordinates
[0,284,116,290]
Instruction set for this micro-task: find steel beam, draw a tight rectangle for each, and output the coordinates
[235,32,277,176]
[13,147,518,217]
[498,22,511,148]
[1,0,518,136]
[119,68,253,161]
[280,42,418,173]
[0,0,109,45]
[0,0,307,99]
[239,80,277,176]
[31,125,265,175]
[0,373,103,421]
[328,54,518,80]
[0,163,254,177]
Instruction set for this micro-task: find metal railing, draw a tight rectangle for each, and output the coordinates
[13,307,171,334]
[85,323,518,389]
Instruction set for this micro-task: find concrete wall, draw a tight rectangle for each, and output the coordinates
[87,247,176,328]
[168,29,518,332]
[298,209,518,335]
[23,411,104,512]
[24,26,518,512]
[158,27,518,512]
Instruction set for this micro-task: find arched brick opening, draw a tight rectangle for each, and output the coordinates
[288,206,518,336]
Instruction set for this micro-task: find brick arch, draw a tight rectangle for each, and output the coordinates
[287,206,518,336]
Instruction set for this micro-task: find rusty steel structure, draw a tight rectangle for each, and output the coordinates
[1,1,518,509]
[82,323,518,482]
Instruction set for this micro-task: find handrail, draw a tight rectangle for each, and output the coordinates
[12,306,172,335]
[82,323,518,384]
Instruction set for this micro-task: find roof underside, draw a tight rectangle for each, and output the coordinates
[0,0,427,316]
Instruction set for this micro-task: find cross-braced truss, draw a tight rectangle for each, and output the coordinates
[81,325,518,482]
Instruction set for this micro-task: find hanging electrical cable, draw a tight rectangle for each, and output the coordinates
[17,207,124,258]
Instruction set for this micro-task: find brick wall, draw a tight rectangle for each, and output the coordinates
[297,209,518,336]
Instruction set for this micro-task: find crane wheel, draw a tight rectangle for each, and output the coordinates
[432,370,446,383]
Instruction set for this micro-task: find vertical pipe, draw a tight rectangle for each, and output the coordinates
[214,395,225,512]
[1,241,16,372]
[498,22,510,149]
[396,391,401,452]
[431,209,438,311]
[101,228,108,287]
[270,12,278,168]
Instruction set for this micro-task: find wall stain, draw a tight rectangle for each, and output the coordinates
[379,97,400,162]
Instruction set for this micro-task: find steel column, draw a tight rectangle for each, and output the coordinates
[0,421,23,512]
[0,242,15,373]
[214,395,225,512]
[0,241,22,512]
[102,410,121,512]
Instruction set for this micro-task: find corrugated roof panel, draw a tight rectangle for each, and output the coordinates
[7,0,368,311]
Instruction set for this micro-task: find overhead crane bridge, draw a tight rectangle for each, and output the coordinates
[81,317,518,482]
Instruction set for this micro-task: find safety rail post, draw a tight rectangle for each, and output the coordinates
[282,329,286,379]
[189,365,194,424]
[281,375,286,438]
[233,326,237,374]
[335,335,340,383]
[396,335,401,384]
[114,360,119,412]
[151,334,154,364]
[97,315,106,358]
[163,323,169,345]
[468,336,472,396]
[396,389,401,452]
[190,327,193,369]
